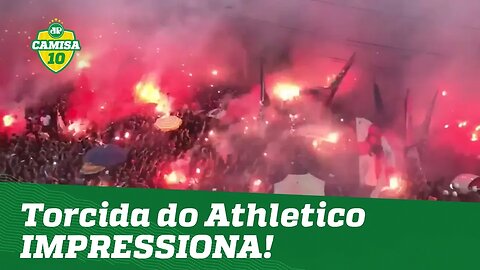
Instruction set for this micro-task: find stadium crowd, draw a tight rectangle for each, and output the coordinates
[0,100,270,194]
[1,94,479,202]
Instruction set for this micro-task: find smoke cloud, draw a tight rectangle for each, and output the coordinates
[1,0,479,178]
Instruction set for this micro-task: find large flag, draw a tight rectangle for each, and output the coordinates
[420,90,438,140]
[404,143,426,185]
[356,117,395,197]
[403,89,435,186]
[403,88,418,175]
[325,53,356,106]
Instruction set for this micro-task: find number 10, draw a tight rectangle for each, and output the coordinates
[47,52,66,64]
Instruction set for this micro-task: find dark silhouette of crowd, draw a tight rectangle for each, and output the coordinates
[0,98,272,194]
[1,95,479,202]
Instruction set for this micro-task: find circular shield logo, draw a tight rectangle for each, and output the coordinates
[48,23,64,39]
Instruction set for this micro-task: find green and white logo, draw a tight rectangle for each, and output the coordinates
[31,18,81,73]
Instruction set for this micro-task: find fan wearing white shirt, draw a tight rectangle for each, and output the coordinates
[40,114,51,126]
[39,111,52,133]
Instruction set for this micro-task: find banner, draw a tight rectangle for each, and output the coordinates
[0,183,479,269]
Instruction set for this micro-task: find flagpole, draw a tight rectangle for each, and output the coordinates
[257,58,268,136]
[325,53,356,107]
[259,58,265,122]
[404,88,410,143]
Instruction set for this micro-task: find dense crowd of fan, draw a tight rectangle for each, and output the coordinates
[1,96,479,202]
[0,101,271,194]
